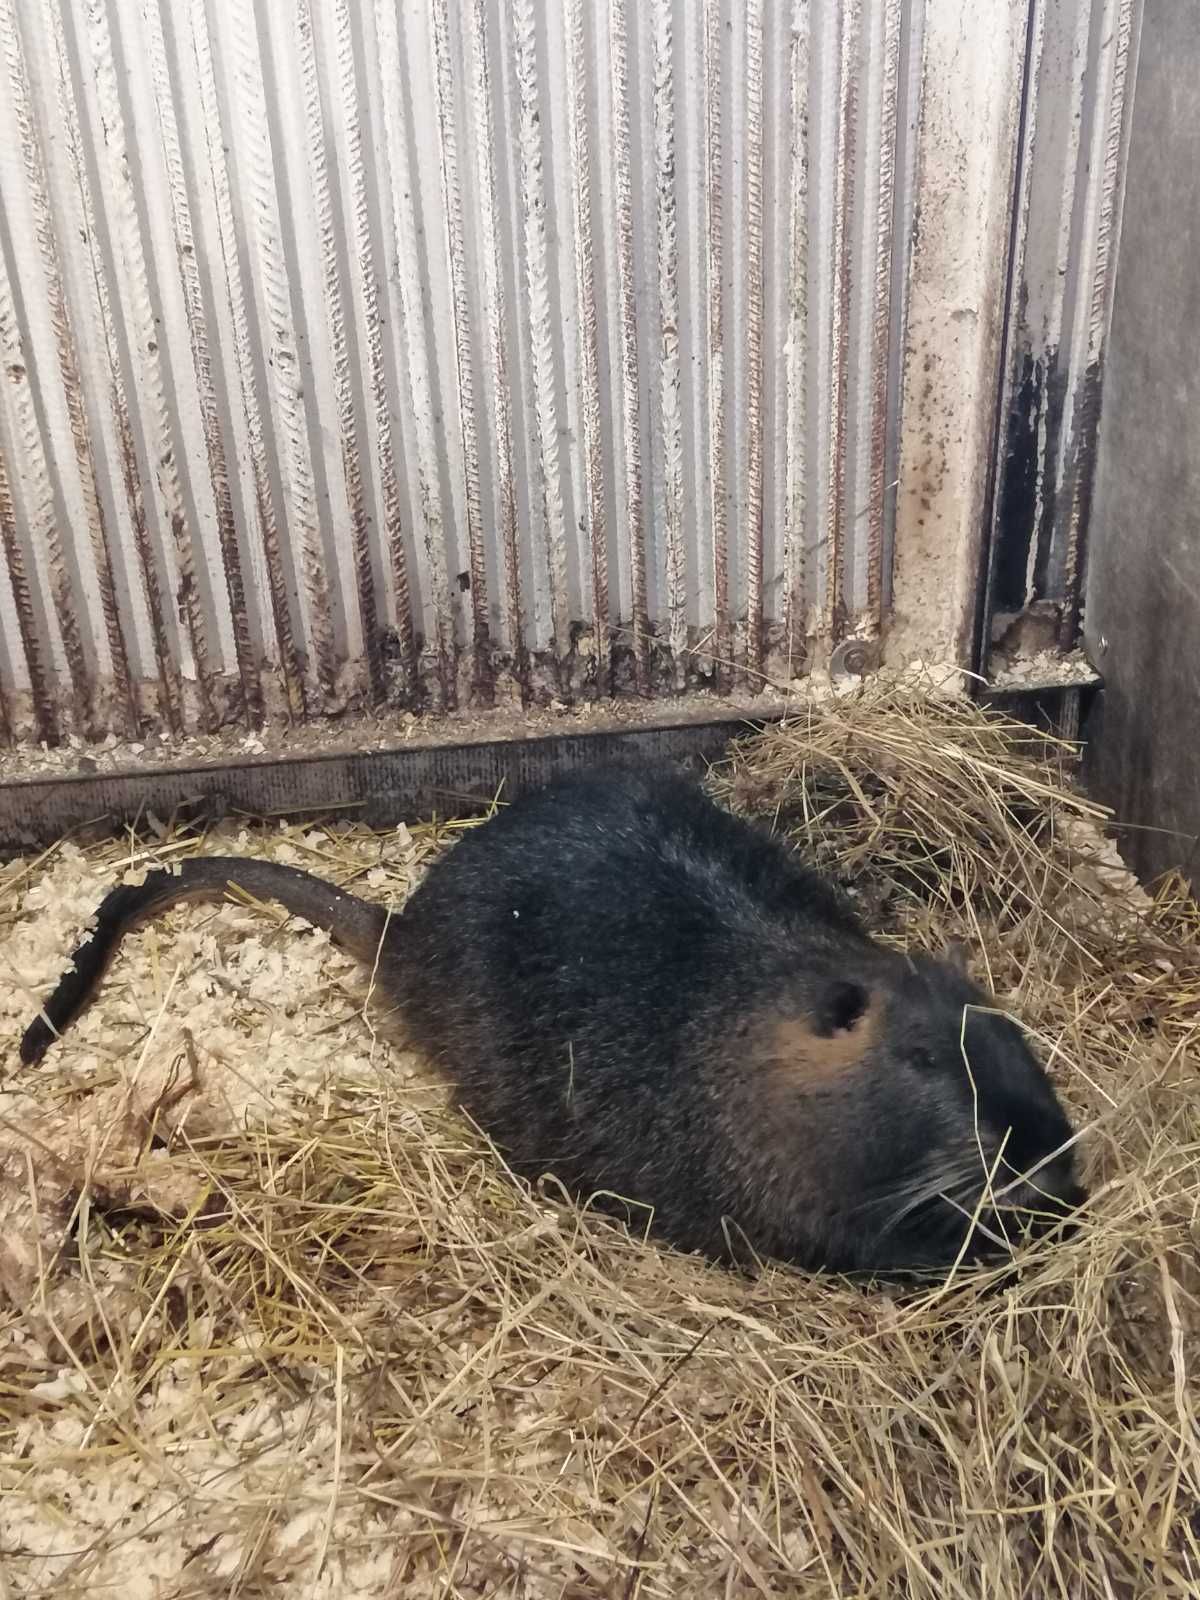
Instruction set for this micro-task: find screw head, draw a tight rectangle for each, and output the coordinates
[829,638,878,680]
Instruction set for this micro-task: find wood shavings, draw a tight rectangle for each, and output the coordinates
[1,695,1198,1598]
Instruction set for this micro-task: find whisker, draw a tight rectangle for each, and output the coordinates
[867,1175,960,1232]
[990,1124,1092,1200]
[855,1153,989,1221]
[938,1194,1011,1252]
[875,1168,986,1239]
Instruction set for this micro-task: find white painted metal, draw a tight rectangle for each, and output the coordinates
[889,0,1033,668]
[0,0,1135,745]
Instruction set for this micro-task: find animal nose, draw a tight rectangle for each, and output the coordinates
[1012,1178,1086,1242]
[1039,1169,1087,1212]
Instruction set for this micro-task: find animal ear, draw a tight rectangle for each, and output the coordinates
[768,983,881,1088]
[943,940,970,976]
[812,979,871,1038]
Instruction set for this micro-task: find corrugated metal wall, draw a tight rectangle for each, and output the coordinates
[984,0,1141,657]
[0,0,922,742]
[0,0,1138,748]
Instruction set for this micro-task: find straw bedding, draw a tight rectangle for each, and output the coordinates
[0,681,1196,1598]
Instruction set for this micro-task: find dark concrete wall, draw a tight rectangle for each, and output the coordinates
[1083,1,1200,891]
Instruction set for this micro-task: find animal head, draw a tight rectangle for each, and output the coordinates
[759,949,1086,1274]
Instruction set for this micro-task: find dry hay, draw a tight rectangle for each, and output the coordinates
[0,681,1197,1599]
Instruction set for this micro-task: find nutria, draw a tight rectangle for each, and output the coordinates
[20,764,1085,1276]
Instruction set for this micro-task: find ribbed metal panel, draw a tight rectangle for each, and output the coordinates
[0,0,928,743]
[985,0,1142,656]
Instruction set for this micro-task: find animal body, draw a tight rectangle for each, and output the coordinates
[21,764,1085,1276]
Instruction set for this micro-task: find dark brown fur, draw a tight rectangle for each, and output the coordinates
[20,764,1085,1277]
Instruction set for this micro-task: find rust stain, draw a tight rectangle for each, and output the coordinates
[374,0,458,712]
[114,404,184,734]
[0,247,69,742]
[8,0,129,737]
[569,0,608,693]
[514,0,571,681]
[784,0,811,676]
[0,0,943,741]
[432,0,492,702]
[470,0,527,699]
[297,0,384,707]
[229,2,337,710]
[159,467,217,734]
[192,0,307,718]
[158,485,218,734]
[611,0,648,694]
[744,0,765,683]
[145,0,263,726]
[50,0,182,732]
[47,0,149,736]
[1058,360,1103,652]
[704,0,729,691]
[335,0,416,704]
[0,427,57,744]
[87,0,219,730]
[866,0,902,633]
[825,0,859,646]
[1059,0,1136,652]
[653,0,686,690]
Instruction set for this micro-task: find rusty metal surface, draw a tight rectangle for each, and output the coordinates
[0,680,1085,859]
[888,0,1034,670]
[983,0,1142,666]
[0,712,786,857]
[0,0,946,747]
